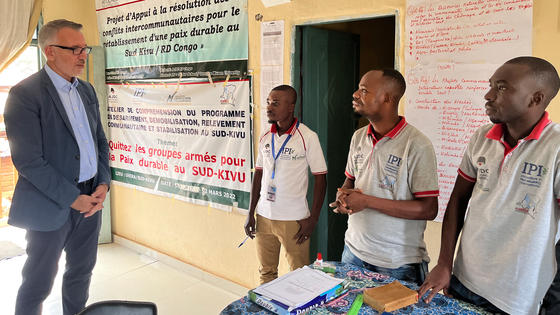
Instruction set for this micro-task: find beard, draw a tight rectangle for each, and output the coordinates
[268,119,276,124]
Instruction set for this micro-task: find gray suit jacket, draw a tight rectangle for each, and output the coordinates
[4,68,110,231]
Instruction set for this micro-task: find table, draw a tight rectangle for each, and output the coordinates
[220,262,491,315]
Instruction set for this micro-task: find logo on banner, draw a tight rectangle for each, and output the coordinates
[220,84,237,105]
[167,91,192,105]
[101,0,119,8]
[133,88,145,98]
[108,87,118,103]
[132,88,146,105]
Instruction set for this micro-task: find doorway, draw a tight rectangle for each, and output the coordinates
[292,15,396,260]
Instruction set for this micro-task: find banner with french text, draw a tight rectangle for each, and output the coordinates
[96,0,248,82]
[96,0,251,211]
[106,81,251,210]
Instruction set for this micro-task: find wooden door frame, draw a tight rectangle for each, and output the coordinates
[290,11,401,87]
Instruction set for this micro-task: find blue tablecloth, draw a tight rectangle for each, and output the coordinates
[220,262,490,315]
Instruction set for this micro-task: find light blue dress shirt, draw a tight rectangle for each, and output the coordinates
[45,64,97,182]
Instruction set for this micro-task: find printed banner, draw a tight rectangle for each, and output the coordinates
[96,0,248,81]
[97,0,251,211]
[106,80,251,210]
[404,0,533,220]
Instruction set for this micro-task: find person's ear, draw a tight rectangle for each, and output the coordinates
[44,46,55,61]
[383,92,392,104]
[529,91,544,108]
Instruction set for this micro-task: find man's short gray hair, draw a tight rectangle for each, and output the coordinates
[38,19,83,52]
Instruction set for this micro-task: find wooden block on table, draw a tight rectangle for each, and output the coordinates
[363,280,418,312]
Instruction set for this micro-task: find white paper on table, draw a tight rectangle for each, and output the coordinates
[253,266,344,307]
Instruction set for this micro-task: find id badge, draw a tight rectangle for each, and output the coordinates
[266,183,277,202]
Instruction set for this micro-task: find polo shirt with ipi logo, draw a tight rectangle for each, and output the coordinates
[454,112,560,315]
[344,117,439,269]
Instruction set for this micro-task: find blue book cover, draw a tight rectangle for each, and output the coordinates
[248,280,348,315]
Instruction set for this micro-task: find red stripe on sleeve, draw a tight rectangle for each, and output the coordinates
[414,190,440,197]
[344,170,355,180]
[458,169,476,182]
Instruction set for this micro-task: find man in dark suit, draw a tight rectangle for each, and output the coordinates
[4,19,110,315]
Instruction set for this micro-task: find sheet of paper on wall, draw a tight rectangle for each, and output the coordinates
[260,0,291,9]
[261,20,284,66]
[260,20,284,135]
[253,266,344,307]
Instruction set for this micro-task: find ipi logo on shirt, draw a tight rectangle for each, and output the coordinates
[521,162,547,177]
[281,147,295,155]
[387,154,402,166]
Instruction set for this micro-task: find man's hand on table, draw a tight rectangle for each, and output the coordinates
[418,263,453,303]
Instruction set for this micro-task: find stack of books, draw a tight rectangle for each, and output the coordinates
[248,266,348,315]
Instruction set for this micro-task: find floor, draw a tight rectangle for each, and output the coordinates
[0,226,247,314]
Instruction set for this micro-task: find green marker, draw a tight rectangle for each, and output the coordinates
[347,293,363,315]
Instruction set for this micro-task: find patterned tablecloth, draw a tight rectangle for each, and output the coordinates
[220,262,490,315]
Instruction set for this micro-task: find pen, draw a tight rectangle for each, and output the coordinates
[347,293,363,315]
[237,235,250,248]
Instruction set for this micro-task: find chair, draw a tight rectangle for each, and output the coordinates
[76,300,157,315]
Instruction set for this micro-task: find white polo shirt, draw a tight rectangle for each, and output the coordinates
[255,119,327,221]
[344,117,439,268]
[454,112,560,315]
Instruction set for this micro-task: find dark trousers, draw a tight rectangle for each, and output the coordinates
[541,242,560,314]
[15,179,101,315]
[448,275,507,314]
[340,244,429,286]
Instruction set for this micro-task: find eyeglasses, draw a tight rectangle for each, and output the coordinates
[50,45,92,55]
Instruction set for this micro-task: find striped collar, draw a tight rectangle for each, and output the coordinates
[486,111,551,141]
[367,116,407,141]
[271,117,299,136]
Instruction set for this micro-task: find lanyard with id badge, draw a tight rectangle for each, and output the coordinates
[267,121,299,202]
